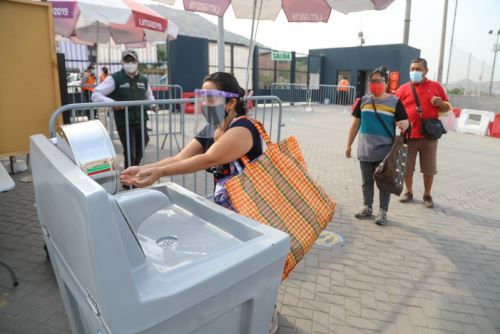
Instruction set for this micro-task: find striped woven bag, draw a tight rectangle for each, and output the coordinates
[225,118,336,280]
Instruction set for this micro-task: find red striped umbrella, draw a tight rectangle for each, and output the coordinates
[49,0,170,44]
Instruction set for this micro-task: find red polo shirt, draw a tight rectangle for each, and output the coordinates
[395,79,448,139]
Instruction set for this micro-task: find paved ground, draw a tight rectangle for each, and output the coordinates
[1,105,500,333]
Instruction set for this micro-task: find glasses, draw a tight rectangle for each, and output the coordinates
[369,79,386,84]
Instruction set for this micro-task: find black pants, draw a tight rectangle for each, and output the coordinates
[82,90,96,119]
[117,125,149,168]
[360,161,391,211]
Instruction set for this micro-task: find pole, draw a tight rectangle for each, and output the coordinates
[478,61,484,96]
[96,22,100,84]
[437,0,449,83]
[403,0,411,45]
[217,16,225,72]
[488,31,499,97]
[244,0,261,91]
[465,52,471,95]
[445,0,458,86]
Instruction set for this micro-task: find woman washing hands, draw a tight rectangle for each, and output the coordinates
[120,72,263,189]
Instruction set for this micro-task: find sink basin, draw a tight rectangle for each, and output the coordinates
[138,204,243,272]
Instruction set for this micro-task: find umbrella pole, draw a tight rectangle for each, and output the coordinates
[217,17,225,72]
[244,0,261,92]
[96,21,100,84]
[108,39,111,79]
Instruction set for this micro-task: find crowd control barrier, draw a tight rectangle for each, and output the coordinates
[489,113,500,138]
[457,109,495,136]
[49,96,283,198]
[271,83,357,109]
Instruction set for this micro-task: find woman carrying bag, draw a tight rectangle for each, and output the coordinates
[345,66,409,225]
[120,72,262,188]
[121,72,335,278]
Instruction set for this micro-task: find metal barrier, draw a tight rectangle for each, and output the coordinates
[49,95,283,198]
[271,83,357,108]
[311,84,357,107]
[244,95,283,142]
[65,83,185,151]
[150,84,184,152]
[271,83,309,105]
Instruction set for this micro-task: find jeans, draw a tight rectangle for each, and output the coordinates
[360,161,390,211]
[117,124,150,169]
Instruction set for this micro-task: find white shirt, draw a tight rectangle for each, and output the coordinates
[91,74,155,103]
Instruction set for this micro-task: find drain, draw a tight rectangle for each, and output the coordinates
[156,236,179,249]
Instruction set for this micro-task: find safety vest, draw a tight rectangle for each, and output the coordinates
[338,79,349,92]
[108,69,150,128]
[82,72,95,92]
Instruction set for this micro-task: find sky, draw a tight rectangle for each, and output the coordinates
[168,0,500,83]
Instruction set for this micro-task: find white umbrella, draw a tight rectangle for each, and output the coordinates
[165,0,397,88]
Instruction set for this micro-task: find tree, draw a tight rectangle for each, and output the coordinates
[447,87,464,95]
[157,44,167,62]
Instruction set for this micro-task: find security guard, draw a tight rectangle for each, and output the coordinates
[92,49,157,169]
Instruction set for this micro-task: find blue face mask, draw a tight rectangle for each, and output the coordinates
[409,71,424,83]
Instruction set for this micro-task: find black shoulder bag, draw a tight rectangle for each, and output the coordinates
[410,84,446,140]
[371,98,409,196]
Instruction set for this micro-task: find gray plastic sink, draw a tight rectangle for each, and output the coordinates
[137,204,244,272]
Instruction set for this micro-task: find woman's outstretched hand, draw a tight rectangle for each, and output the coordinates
[124,167,162,188]
[120,166,142,185]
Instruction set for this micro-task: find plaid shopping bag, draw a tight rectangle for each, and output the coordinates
[225,118,336,280]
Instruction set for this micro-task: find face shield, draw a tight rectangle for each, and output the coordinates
[193,89,239,138]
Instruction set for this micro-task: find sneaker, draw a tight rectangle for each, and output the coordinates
[399,192,414,203]
[423,195,434,208]
[268,307,278,334]
[375,209,387,226]
[354,206,373,220]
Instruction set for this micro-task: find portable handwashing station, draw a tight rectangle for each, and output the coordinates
[30,120,289,334]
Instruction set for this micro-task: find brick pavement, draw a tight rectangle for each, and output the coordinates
[1,105,500,333]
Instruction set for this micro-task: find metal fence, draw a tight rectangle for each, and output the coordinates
[49,96,283,198]
[271,83,356,107]
[64,83,185,152]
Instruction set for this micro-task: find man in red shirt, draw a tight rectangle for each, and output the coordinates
[395,58,450,208]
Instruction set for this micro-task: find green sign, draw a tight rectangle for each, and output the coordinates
[271,51,292,62]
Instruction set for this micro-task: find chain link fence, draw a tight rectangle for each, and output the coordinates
[445,43,497,96]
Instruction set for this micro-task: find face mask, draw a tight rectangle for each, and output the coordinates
[123,62,138,74]
[202,105,226,127]
[369,83,385,96]
[409,71,424,83]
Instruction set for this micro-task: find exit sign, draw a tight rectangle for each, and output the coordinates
[272,51,292,61]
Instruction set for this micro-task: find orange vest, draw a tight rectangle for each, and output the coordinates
[338,79,349,92]
[82,73,95,92]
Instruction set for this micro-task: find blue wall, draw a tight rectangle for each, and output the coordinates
[168,35,209,92]
[310,44,420,96]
